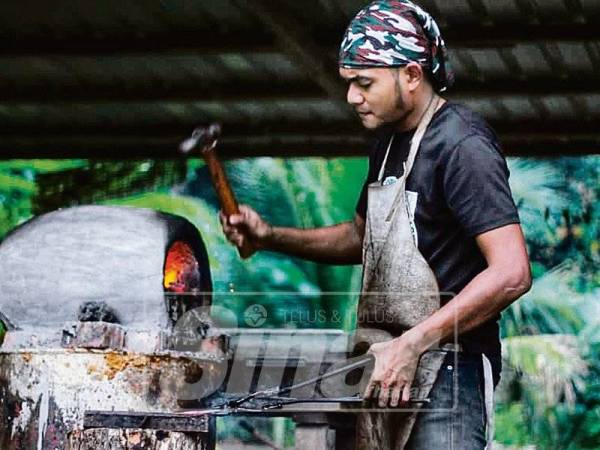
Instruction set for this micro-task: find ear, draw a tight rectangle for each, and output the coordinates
[404,62,424,92]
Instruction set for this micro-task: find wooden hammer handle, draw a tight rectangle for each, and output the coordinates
[202,147,253,259]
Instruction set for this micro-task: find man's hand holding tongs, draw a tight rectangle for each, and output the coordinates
[364,331,425,408]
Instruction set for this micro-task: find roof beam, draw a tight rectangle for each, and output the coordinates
[1,24,598,56]
[567,95,589,118]
[2,78,599,103]
[492,100,514,122]
[497,48,526,81]
[537,42,569,79]
[529,97,552,122]
[583,41,600,73]
[453,48,484,82]
[444,23,600,47]
[1,130,599,159]
[0,82,325,103]
[228,0,345,100]
[453,79,599,96]
[500,134,600,156]
[2,119,598,138]
[0,134,368,159]
[0,35,276,57]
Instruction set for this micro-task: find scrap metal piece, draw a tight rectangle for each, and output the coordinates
[62,321,125,350]
[84,410,210,433]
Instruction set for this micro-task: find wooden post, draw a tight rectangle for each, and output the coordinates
[294,425,335,450]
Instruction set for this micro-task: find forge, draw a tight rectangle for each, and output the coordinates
[0,205,225,450]
[0,205,213,329]
[0,205,358,450]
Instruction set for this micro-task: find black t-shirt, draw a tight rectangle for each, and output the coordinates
[356,102,520,377]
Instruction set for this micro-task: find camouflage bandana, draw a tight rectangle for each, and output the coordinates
[339,0,454,92]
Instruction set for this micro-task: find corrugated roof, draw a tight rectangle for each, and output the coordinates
[1,0,599,158]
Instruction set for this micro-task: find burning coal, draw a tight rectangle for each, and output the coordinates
[164,241,201,294]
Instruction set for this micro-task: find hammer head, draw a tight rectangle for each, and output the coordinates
[179,123,222,154]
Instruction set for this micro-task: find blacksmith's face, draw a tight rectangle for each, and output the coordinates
[339,66,413,130]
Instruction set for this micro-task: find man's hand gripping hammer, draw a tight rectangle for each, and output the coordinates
[180,124,253,259]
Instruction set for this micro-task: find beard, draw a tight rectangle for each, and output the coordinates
[390,75,412,128]
[354,72,414,131]
[363,85,411,132]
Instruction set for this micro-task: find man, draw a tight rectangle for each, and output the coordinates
[220,1,531,448]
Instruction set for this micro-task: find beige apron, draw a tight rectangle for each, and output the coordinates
[355,95,446,450]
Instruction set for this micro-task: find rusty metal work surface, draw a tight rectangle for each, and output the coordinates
[0,348,225,450]
[68,428,214,450]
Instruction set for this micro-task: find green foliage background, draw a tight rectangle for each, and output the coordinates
[0,155,598,449]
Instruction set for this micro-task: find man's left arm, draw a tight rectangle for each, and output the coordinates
[409,222,532,350]
[367,223,531,406]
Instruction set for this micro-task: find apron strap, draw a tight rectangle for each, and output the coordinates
[404,95,440,182]
[482,354,495,450]
[384,94,441,222]
[377,135,395,181]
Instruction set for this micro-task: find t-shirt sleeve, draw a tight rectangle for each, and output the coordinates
[443,134,520,237]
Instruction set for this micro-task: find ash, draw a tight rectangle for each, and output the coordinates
[78,301,120,323]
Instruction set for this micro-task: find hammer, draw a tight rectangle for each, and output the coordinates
[180,124,253,259]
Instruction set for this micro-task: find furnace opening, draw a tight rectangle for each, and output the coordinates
[164,241,201,294]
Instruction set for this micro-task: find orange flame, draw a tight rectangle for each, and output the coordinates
[164,241,199,293]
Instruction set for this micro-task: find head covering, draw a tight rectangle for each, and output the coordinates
[339,0,454,92]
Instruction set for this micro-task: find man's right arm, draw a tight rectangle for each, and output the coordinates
[220,205,364,265]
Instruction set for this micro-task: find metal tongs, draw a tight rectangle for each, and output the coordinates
[182,354,430,416]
